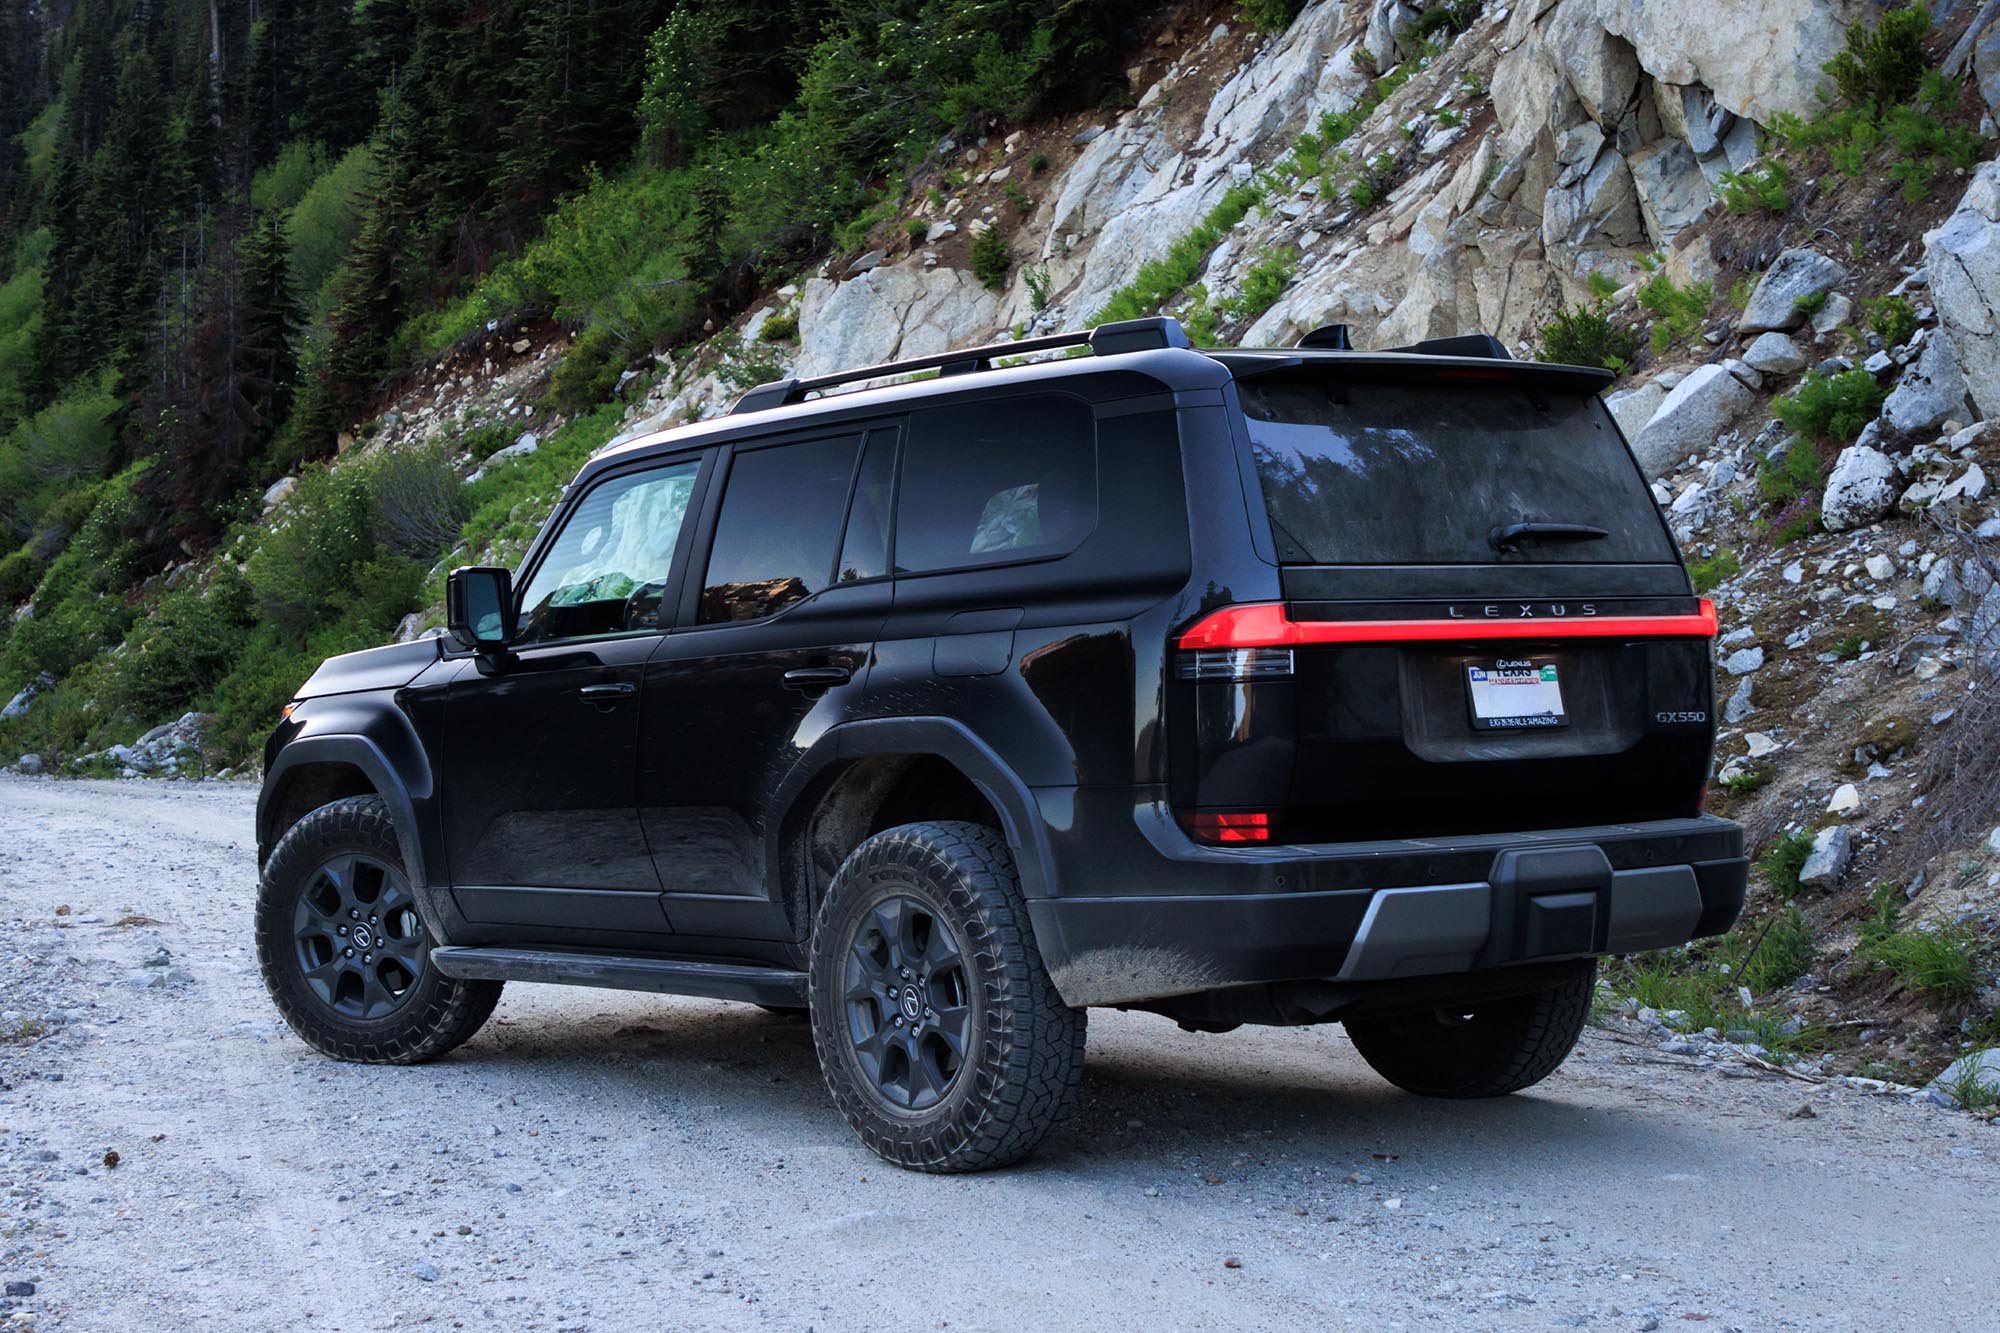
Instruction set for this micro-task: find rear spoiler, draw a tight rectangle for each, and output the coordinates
[1210,350,1614,396]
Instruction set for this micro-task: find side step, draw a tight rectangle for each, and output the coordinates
[430,946,807,1007]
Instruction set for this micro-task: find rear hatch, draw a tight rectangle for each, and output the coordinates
[1171,356,1716,845]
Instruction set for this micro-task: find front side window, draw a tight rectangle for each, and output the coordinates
[700,434,863,623]
[895,395,1096,574]
[515,460,701,645]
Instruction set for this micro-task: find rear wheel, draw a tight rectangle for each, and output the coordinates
[1344,962,1595,1098]
[808,820,1085,1172]
[256,796,501,1064]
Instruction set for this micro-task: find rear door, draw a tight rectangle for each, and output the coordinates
[1174,364,1715,843]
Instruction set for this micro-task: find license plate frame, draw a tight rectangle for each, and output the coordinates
[1466,658,1568,731]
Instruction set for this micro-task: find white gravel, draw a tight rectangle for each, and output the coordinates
[2,775,1997,1330]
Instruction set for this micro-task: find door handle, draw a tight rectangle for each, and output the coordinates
[782,666,852,691]
[578,682,637,702]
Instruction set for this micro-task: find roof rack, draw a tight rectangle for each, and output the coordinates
[730,315,1191,415]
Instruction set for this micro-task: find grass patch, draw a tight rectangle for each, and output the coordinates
[1636,264,1714,353]
[1090,180,1266,325]
[1719,159,1792,216]
[1866,921,1982,1002]
[1689,548,1741,593]
[1759,829,1817,900]
[1862,294,1918,348]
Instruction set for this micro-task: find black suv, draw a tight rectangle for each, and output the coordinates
[255,316,1744,1172]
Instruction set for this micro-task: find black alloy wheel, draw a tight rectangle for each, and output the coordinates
[840,893,973,1111]
[291,852,428,1020]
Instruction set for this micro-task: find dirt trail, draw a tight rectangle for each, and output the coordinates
[1,775,1995,1331]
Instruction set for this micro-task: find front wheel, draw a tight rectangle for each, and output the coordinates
[1344,962,1596,1098]
[808,821,1085,1172]
[255,795,502,1064]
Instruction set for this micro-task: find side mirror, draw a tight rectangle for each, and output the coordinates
[447,566,515,656]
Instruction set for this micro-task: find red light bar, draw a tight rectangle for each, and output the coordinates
[1178,600,1718,649]
[1180,811,1273,844]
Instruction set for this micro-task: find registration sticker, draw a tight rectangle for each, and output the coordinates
[1467,661,1567,730]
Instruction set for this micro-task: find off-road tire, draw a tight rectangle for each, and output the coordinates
[1344,961,1596,1098]
[808,820,1085,1172]
[256,795,501,1064]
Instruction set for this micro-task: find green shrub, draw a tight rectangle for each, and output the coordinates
[903,217,930,245]
[1029,150,1050,175]
[361,443,469,561]
[1719,765,1772,796]
[548,327,628,416]
[1719,159,1792,215]
[1024,266,1053,313]
[251,139,330,215]
[1346,151,1396,208]
[971,226,1013,290]
[1867,922,1981,1001]
[458,424,514,462]
[1637,273,1714,352]
[1410,0,1482,42]
[1226,250,1295,319]
[758,311,799,342]
[1772,368,1886,443]
[1237,0,1305,34]
[242,464,379,642]
[1757,438,1825,505]
[1826,4,1932,109]
[1863,294,1919,347]
[114,570,258,721]
[1539,302,1638,373]
[1759,829,1817,900]
[1586,269,1620,302]
[284,143,376,320]
[1689,548,1741,593]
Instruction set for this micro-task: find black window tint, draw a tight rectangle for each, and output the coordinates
[895,395,1096,574]
[837,428,897,583]
[699,434,861,623]
[1240,380,1675,565]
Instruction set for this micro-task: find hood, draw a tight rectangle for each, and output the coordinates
[294,637,445,700]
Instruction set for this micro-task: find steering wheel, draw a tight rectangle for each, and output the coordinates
[622,578,672,631]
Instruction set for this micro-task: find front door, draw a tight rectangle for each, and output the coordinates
[639,426,897,942]
[444,455,707,932]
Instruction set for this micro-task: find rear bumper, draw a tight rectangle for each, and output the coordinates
[1024,792,1745,1007]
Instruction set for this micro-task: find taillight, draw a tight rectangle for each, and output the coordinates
[1179,810,1274,844]
[1176,647,1296,681]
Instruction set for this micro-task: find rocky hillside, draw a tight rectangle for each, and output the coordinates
[6,0,2000,1097]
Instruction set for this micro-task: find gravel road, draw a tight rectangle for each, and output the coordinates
[2,775,1996,1331]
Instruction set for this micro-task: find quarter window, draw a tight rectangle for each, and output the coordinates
[894,394,1096,573]
[515,460,701,645]
[700,434,863,623]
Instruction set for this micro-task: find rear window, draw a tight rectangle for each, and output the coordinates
[1239,379,1674,565]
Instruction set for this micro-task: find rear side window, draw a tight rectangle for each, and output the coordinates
[700,434,862,623]
[1239,379,1675,565]
[895,395,1096,573]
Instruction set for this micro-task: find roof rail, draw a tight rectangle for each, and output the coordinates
[1377,332,1513,361]
[729,315,1191,415]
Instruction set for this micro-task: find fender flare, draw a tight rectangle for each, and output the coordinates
[259,733,452,939]
[770,715,1058,902]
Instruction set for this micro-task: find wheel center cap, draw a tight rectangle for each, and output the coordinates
[351,924,374,951]
[898,985,923,1020]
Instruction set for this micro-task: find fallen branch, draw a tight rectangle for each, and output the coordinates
[1943,0,2000,79]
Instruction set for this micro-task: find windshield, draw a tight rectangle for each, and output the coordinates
[1239,379,1675,565]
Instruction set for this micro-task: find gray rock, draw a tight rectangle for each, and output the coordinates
[1883,334,1974,436]
[1722,646,1764,676]
[1797,825,1852,889]
[1928,162,2000,420]
[1742,332,1806,376]
[1924,558,1966,608]
[261,476,297,511]
[1740,250,1849,333]
[15,753,43,775]
[1,672,53,720]
[1821,444,1899,531]
[1630,365,1756,479]
[843,249,887,276]
[1812,291,1854,337]
[1606,381,1667,441]
[1626,137,1713,244]
[1926,1048,2000,1106]
[1723,677,1756,723]
[5,1280,35,1297]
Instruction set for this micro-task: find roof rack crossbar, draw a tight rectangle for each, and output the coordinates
[729,315,1190,415]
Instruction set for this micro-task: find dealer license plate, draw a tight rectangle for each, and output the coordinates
[1466,660,1567,730]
